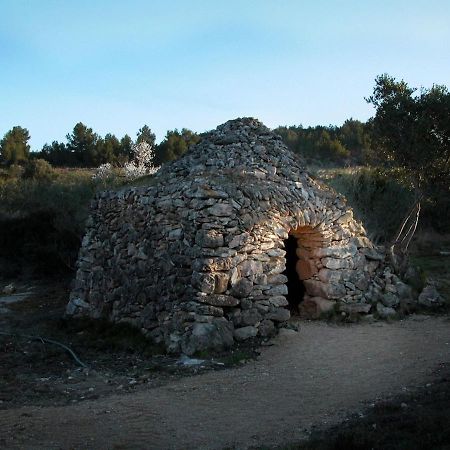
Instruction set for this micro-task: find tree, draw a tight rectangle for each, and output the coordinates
[0,126,31,164]
[66,122,98,166]
[367,74,450,265]
[338,119,372,163]
[118,134,134,163]
[136,125,156,147]
[39,141,77,166]
[123,141,159,179]
[94,133,121,165]
[154,128,200,165]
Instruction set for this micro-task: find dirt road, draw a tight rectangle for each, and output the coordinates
[1,315,449,449]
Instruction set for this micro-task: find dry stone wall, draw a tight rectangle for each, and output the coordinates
[66,118,410,354]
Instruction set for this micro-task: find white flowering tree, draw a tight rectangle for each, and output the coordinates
[93,141,160,182]
[123,141,159,179]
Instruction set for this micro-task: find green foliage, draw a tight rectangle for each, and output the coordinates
[95,133,121,165]
[367,74,450,199]
[154,128,201,165]
[5,164,24,179]
[136,125,156,147]
[39,140,75,166]
[118,134,134,164]
[0,169,124,276]
[0,126,31,164]
[322,167,414,242]
[22,159,55,181]
[66,122,98,166]
[38,126,138,168]
[275,120,371,166]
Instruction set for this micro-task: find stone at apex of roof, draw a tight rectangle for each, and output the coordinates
[152,117,306,187]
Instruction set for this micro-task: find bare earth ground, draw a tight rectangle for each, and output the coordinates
[1,283,449,450]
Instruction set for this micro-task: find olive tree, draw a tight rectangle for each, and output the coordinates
[367,74,450,266]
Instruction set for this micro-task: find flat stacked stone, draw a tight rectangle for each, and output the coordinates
[66,118,406,354]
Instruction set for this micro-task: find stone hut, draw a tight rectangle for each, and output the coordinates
[66,118,399,354]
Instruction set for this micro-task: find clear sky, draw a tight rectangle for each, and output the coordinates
[1,0,449,150]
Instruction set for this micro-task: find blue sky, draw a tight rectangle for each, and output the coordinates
[1,0,449,150]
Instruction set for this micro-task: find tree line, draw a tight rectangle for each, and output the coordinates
[0,123,200,168]
[1,119,372,169]
[275,119,372,165]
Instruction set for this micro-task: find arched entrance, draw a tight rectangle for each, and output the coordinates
[283,235,305,313]
[283,225,328,313]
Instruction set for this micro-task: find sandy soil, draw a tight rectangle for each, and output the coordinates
[1,315,449,450]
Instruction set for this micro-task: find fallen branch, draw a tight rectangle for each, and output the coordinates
[0,331,88,368]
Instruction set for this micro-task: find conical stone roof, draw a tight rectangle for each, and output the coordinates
[67,118,402,354]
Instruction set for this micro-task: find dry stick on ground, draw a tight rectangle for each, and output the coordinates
[0,331,88,368]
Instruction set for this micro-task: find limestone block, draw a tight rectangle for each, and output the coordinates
[303,279,346,299]
[196,304,226,318]
[265,307,290,322]
[230,267,240,285]
[296,248,312,260]
[376,302,396,318]
[322,257,353,270]
[296,259,318,280]
[317,268,342,283]
[264,285,288,296]
[263,257,286,274]
[231,278,253,298]
[351,236,373,249]
[418,284,444,307]
[302,297,336,318]
[207,203,234,217]
[267,248,286,257]
[310,244,357,259]
[354,274,369,291]
[214,272,230,293]
[381,292,400,308]
[395,282,413,301]
[336,211,353,225]
[195,229,224,248]
[168,228,183,240]
[238,260,263,277]
[361,248,384,261]
[241,308,263,326]
[258,319,276,337]
[268,296,289,307]
[267,274,288,284]
[203,294,239,307]
[191,271,216,294]
[181,319,234,355]
[234,326,258,341]
[228,232,251,248]
[254,274,268,285]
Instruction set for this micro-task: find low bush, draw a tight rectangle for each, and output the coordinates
[319,167,415,243]
[22,158,55,181]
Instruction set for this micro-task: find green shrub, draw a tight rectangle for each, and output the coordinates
[7,164,24,179]
[0,172,97,275]
[322,167,414,243]
[22,158,55,181]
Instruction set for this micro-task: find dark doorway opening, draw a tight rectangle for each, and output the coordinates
[283,235,305,313]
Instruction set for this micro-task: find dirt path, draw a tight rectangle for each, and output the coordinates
[1,315,449,450]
